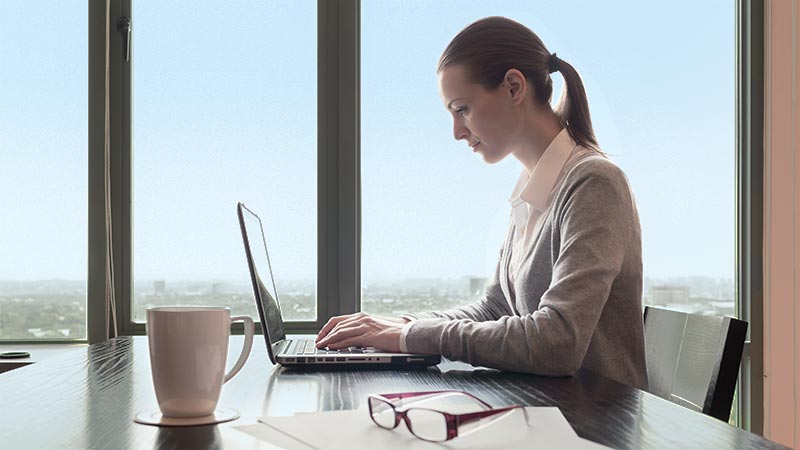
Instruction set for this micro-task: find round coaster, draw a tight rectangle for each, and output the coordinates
[134,407,240,427]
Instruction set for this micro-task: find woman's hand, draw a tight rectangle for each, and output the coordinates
[315,312,409,352]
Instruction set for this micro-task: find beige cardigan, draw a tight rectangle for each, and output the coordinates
[404,150,648,390]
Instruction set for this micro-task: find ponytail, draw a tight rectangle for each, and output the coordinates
[550,56,599,151]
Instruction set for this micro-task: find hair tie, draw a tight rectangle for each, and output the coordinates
[548,53,560,74]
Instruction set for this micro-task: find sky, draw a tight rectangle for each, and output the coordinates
[0,1,734,287]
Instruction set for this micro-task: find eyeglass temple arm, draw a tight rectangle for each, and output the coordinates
[379,391,492,409]
[454,405,529,427]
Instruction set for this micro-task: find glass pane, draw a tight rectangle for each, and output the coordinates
[132,1,317,322]
[0,2,87,340]
[361,1,734,319]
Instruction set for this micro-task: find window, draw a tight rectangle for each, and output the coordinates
[130,1,317,323]
[360,1,735,321]
[0,2,738,340]
[0,1,87,341]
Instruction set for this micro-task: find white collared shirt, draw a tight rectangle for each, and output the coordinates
[507,128,576,281]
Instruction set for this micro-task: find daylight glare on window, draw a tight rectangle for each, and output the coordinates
[0,1,735,341]
[0,2,88,340]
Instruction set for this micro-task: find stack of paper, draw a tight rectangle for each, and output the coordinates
[235,406,611,450]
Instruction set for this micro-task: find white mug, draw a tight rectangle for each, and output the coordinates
[146,306,255,418]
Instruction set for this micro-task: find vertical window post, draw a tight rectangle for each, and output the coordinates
[736,0,764,435]
[317,0,361,326]
[88,0,132,342]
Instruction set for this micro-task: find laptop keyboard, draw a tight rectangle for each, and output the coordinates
[284,339,369,355]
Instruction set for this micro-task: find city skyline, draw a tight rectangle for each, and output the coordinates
[0,274,737,299]
[0,274,736,340]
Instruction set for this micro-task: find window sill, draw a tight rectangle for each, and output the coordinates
[0,343,87,374]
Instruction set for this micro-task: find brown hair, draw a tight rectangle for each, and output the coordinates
[438,16,599,150]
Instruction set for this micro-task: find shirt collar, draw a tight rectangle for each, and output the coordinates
[508,128,576,211]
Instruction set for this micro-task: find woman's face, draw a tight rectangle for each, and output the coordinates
[438,64,517,164]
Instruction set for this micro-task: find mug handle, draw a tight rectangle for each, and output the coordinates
[224,315,255,383]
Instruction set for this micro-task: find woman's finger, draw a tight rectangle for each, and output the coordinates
[316,313,357,342]
[318,313,370,345]
[328,313,371,335]
[318,325,363,348]
[324,336,362,350]
[315,317,339,342]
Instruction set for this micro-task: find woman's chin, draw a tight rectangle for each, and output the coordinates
[479,151,504,164]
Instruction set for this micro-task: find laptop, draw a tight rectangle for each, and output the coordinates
[237,202,441,368]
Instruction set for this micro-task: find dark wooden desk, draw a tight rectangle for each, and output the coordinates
[0,336,786,449]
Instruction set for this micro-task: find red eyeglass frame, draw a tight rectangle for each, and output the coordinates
[367,390,529,442]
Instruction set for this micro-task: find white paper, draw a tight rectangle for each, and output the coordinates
[233,423,316,450]
[435,358,494,373]
[254,407,610,450]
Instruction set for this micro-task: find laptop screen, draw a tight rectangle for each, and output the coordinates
[239,204,286,344]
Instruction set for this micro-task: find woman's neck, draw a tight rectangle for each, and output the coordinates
[511,110,564,174]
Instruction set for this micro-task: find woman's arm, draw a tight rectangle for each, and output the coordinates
[406,248,513,323]
[403,163,636,375]
[315,243,513,351]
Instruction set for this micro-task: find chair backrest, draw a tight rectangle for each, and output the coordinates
[643,306,747,421]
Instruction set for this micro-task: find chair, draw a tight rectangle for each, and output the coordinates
[643,306,748,421]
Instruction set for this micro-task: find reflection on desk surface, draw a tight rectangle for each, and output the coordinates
[0,337,788,450]
[262,366,322,417]
[259,359,588,414]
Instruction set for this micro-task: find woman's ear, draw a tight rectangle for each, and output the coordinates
[502,69,527,105]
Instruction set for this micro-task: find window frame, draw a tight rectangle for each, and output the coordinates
[736,0,764,435]
[87,0,360,338]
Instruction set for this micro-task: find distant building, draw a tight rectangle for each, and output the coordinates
[211,282,230,295]
[153,280,166,296]
[469,277,487,296]
[650,285,690,305]
[710,301,736,317]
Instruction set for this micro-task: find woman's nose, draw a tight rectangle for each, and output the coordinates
[453,120,469,141]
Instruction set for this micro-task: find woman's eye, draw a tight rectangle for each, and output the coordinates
[455,107,468,116]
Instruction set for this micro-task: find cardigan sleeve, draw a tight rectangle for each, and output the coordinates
[404,244,513,323]
[403,161,635,376]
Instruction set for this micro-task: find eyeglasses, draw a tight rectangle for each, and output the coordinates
[367,390,530,442]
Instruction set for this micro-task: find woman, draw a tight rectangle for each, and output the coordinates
[316,16,647,390]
